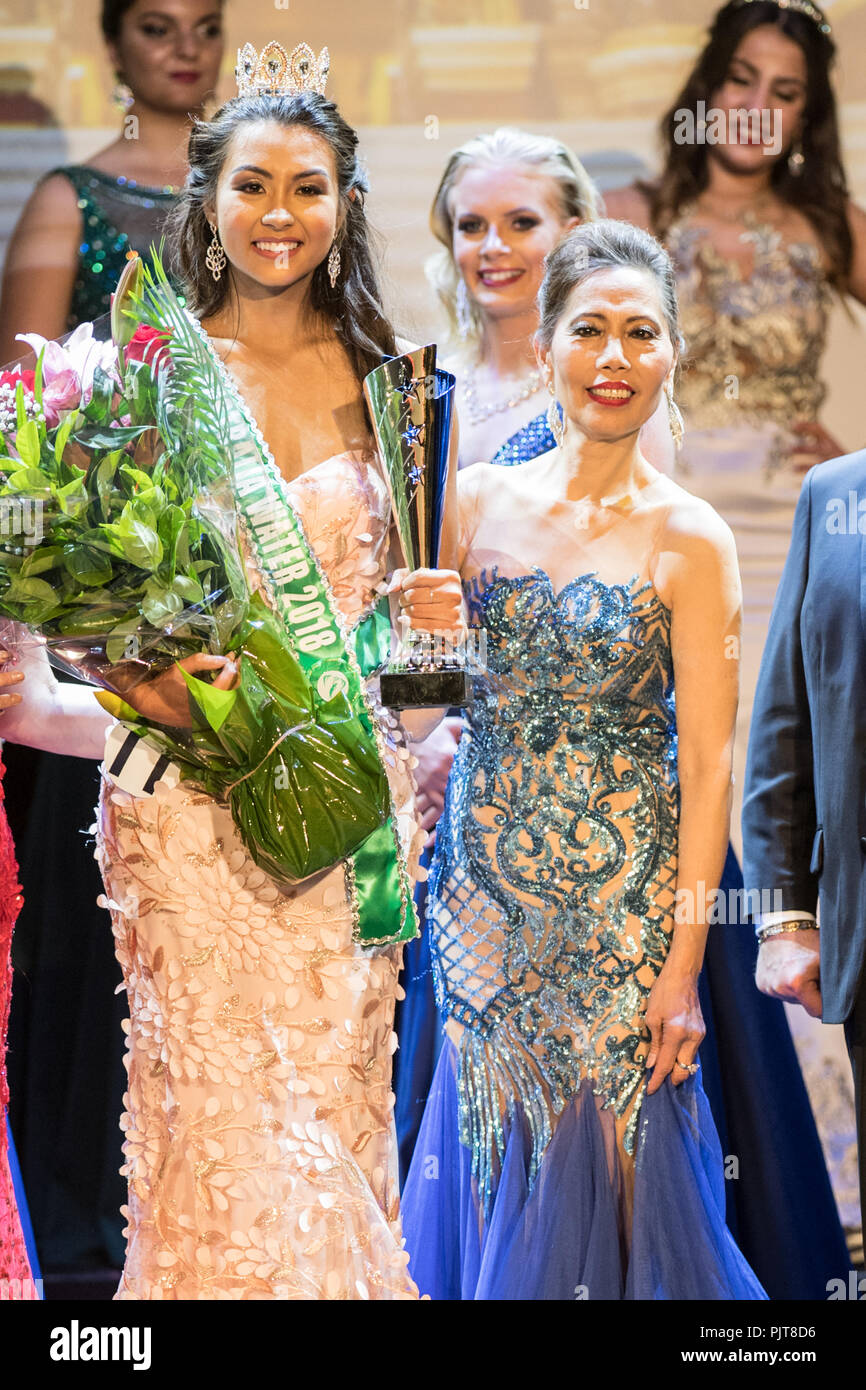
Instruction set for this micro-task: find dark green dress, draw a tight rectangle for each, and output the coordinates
[56,165,178,328]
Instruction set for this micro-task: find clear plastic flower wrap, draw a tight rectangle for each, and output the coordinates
[0,253,393,888]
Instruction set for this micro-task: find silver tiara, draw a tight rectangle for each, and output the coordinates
[731,0,832,37]
[235,41,330,99]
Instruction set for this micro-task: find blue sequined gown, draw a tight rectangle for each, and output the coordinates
[394,412,851,1298]
[400,476,765,1299]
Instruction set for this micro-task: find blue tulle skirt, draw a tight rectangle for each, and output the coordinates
[394,845,852,1297]
[401,1037,767,1300]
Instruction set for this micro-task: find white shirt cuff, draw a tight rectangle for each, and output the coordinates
[754,909,817,932]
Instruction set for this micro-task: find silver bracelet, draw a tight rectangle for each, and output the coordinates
[756,920,818,944]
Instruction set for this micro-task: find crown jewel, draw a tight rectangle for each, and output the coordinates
[235,41,330,99]
[732,0,831,36]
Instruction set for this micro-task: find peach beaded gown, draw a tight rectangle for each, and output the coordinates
[96,454,426,1300]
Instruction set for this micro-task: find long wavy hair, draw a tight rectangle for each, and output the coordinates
[167,91,398,383]
[428,127,602,358]
[639,0,851,290]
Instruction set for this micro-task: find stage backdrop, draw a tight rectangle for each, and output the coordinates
[1,0,865,446]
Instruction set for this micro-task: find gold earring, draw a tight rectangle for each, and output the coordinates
[206,223,226,282]
[546,383,565,448]
[327,241,341,288]
[665,383,685,451]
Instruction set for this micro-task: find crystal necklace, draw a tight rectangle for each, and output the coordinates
[462,363,543,426]
[691,190,776,226]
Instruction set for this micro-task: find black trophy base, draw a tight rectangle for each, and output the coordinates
[379,665,473,709]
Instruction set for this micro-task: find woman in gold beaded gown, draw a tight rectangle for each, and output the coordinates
[605,0,866,1245]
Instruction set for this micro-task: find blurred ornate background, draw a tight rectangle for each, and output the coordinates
[1,0,866,441]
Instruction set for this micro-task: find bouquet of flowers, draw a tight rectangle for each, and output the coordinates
[0,252,394,891]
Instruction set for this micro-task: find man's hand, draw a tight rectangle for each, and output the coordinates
[755,928,822,1017]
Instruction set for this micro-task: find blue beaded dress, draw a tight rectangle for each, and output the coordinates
[400,475,765,1299]
[394,410,851,1299]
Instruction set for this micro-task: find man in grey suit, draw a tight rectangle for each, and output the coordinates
[742,451,866,1234]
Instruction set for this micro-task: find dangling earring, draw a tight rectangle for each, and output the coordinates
[787,140,805,177]
[456,278,472,339]
[205,223,227,282]
[112,78,134,112]
[665,382,685,451]
[546,383,565,449]
[327,242,341,288]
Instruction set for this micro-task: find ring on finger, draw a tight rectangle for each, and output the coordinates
[674,1057,698,1074]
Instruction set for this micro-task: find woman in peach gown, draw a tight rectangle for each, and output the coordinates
[91,47,462,1300]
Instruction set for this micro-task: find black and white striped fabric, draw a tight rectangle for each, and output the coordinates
[103,724,182,797]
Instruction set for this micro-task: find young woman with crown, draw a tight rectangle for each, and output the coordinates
[79,38,462,1300]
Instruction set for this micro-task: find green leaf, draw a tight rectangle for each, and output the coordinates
[124,358,158,423]
[3,468,52,494]
[156,504,186,582]
[110,509,163,568]
[141,584,184,627]
[5,574,58,604]
[56,605,129,636]
[93,450,121,519]
[81,366,115,423]
[172,572,204,603]
[110,254,145,347]
[55,474,88,516]
[20,544,63,577]
[105,617,145,664]
[15,419,41,468]
[33,346,45,407]
[61,544,114,587]
[53,412,75,463]
[72,424,147,449]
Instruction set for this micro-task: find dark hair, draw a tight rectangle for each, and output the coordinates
[101,0,137,42]
[537,219,683,358]
[168,91,398,384]
[638,0,851,290]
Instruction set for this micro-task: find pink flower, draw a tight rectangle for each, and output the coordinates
[15,323,118,427]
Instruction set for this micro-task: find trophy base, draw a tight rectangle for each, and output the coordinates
[380,666,473,710]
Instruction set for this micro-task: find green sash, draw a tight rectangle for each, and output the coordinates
[191,318,416,948]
